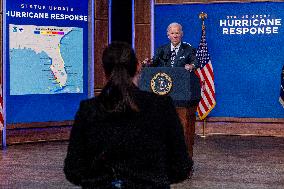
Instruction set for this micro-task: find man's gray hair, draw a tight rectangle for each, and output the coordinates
[167,22,183,33]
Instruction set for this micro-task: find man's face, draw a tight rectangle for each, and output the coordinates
[167,25,183,46]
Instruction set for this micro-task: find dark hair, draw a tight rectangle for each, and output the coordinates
[99,41,139,113]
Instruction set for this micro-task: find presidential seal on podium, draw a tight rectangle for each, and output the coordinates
[150,72,173,95]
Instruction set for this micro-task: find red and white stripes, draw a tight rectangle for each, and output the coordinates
[195,60,216,120]
[195,28,216,120]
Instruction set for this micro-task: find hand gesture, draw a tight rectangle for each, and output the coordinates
[141,58,152,67]
[184,64,195,72]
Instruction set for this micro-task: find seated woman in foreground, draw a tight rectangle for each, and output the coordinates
[64,41,193,189]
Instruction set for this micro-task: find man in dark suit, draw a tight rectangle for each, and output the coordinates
[150,22,200,71]
[143,22,200,159]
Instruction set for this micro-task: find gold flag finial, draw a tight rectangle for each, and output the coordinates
[199,12,207,31]
[199,12,208,21]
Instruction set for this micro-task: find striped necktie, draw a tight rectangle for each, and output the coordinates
[170,47,177,67]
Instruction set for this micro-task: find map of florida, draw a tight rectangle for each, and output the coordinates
[9,24,73,88]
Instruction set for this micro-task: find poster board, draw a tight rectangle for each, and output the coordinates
[154,1,284,118]
[4,0,90,123]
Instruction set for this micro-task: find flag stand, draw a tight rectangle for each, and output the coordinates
[195,11,216,138]
[201,118,206,138]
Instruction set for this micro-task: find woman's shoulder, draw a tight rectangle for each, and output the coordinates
[79,97,97,108]
[76,97,101,116]
[76,97,108,122]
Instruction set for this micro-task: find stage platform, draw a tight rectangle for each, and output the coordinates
[1,135,284,188]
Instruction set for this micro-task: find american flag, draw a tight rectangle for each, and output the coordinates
[195,29,216,120]
[279,65,284,108]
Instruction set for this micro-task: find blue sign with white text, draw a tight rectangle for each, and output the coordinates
[155,2,284,118]
[5,0,89,123]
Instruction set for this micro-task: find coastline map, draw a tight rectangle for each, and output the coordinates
[9,24,83,95]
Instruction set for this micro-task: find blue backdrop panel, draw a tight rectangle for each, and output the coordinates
[155,2,284,118]
[5,0,89,123]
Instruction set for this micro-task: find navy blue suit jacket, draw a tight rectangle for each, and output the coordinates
[152,42,199,68]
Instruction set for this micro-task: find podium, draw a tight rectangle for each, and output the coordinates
[139,67,200,106]
[138,67,201,157]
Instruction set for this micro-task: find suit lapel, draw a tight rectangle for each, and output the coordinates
[175,44,185,66]
[164,44,171,67]
[176,47,184,60]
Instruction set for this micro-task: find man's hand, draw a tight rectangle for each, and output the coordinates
[141,58,152,67]
[184,64,195,71]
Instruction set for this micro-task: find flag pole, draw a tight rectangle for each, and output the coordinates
[199,12,208,138]
[199,12,207,33]
[201,118,206,138]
